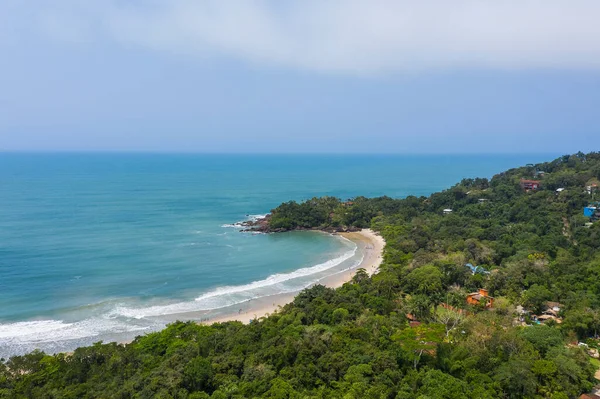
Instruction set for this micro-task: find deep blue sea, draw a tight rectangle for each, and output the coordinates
[0,153,553,356]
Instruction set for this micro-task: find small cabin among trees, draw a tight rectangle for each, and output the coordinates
[466,288,494,308]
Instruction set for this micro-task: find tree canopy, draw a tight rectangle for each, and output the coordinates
[3,152,600,398]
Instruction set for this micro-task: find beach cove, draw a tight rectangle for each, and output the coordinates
[206,229,385,325]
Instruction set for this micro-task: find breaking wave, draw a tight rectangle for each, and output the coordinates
[112,240,357,318]
[0,236,360,357]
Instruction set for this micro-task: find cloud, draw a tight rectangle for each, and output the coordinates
[9,0,600,74]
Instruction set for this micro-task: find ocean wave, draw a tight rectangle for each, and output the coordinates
[0,318,150,344]
[0,235,360,356]
[0,320,73,339]
[221,223,243,228]
[111,241,358,319]
[194,245,357,303]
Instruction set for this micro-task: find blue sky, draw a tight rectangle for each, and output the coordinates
[1,1,599,153]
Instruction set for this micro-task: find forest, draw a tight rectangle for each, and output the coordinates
[3,152,600,398]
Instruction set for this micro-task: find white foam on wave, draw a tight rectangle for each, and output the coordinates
[0,316,155,358]
[247,214,267,220]
[0,320,72,339]
[0,234,361,356]
[194,243,356,303]
[221,223,243,228]
[111,302,199,320]
[221,214,267,229]
[112,238,358,319]
[0,317,150,345]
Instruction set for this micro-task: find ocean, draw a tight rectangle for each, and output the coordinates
[0,153,553,357]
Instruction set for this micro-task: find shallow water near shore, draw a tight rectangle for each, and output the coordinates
[0,153,552,356]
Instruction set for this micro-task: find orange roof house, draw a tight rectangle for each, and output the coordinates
[466,288,494,308]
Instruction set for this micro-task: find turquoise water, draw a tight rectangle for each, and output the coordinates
[0,153,553,356]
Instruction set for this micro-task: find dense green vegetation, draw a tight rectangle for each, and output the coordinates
[4,152,600,398]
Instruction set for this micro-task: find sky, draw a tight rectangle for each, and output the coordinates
[1,1,600,154]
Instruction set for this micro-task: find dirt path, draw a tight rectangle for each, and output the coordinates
[562,217,577,246]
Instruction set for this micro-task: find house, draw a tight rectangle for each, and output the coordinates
[465,263,491,275]
[532,302,563,324]
[584,206,597,217]
[443,208,453,215]
[478,198,489,203]
[520,179,541,190]
[545,301,562,313]
[584,206,600,220]
[586,179,600,195]
[466,288,494,308]
[536,314,562,324]
[556,188,565,193]
[580,385,600,399]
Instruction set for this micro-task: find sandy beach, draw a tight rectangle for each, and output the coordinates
[206,229,385,325]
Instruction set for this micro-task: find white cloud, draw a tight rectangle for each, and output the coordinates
[11,0,600,74]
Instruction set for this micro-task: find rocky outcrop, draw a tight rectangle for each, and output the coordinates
[240,214,360,234]
[239,214,272,231]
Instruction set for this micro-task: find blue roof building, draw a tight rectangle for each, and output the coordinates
[465,263,490,275]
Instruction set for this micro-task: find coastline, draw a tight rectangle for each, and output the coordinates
[0,229,385,358]
[205,228,385,325]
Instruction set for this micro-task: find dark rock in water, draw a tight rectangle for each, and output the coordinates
[240,214,272,232]
[241,214,359,234]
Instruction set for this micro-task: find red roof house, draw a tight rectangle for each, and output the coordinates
[520,179,541,190]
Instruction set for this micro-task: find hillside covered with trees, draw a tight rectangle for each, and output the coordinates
[4,152,600,398]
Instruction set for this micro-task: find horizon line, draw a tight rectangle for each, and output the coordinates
[0,150,566,156]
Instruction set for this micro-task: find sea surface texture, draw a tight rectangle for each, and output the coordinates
[0,153,551,356]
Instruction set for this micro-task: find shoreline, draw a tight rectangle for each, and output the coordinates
[0,229,385,358]
[205,228,385,325]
